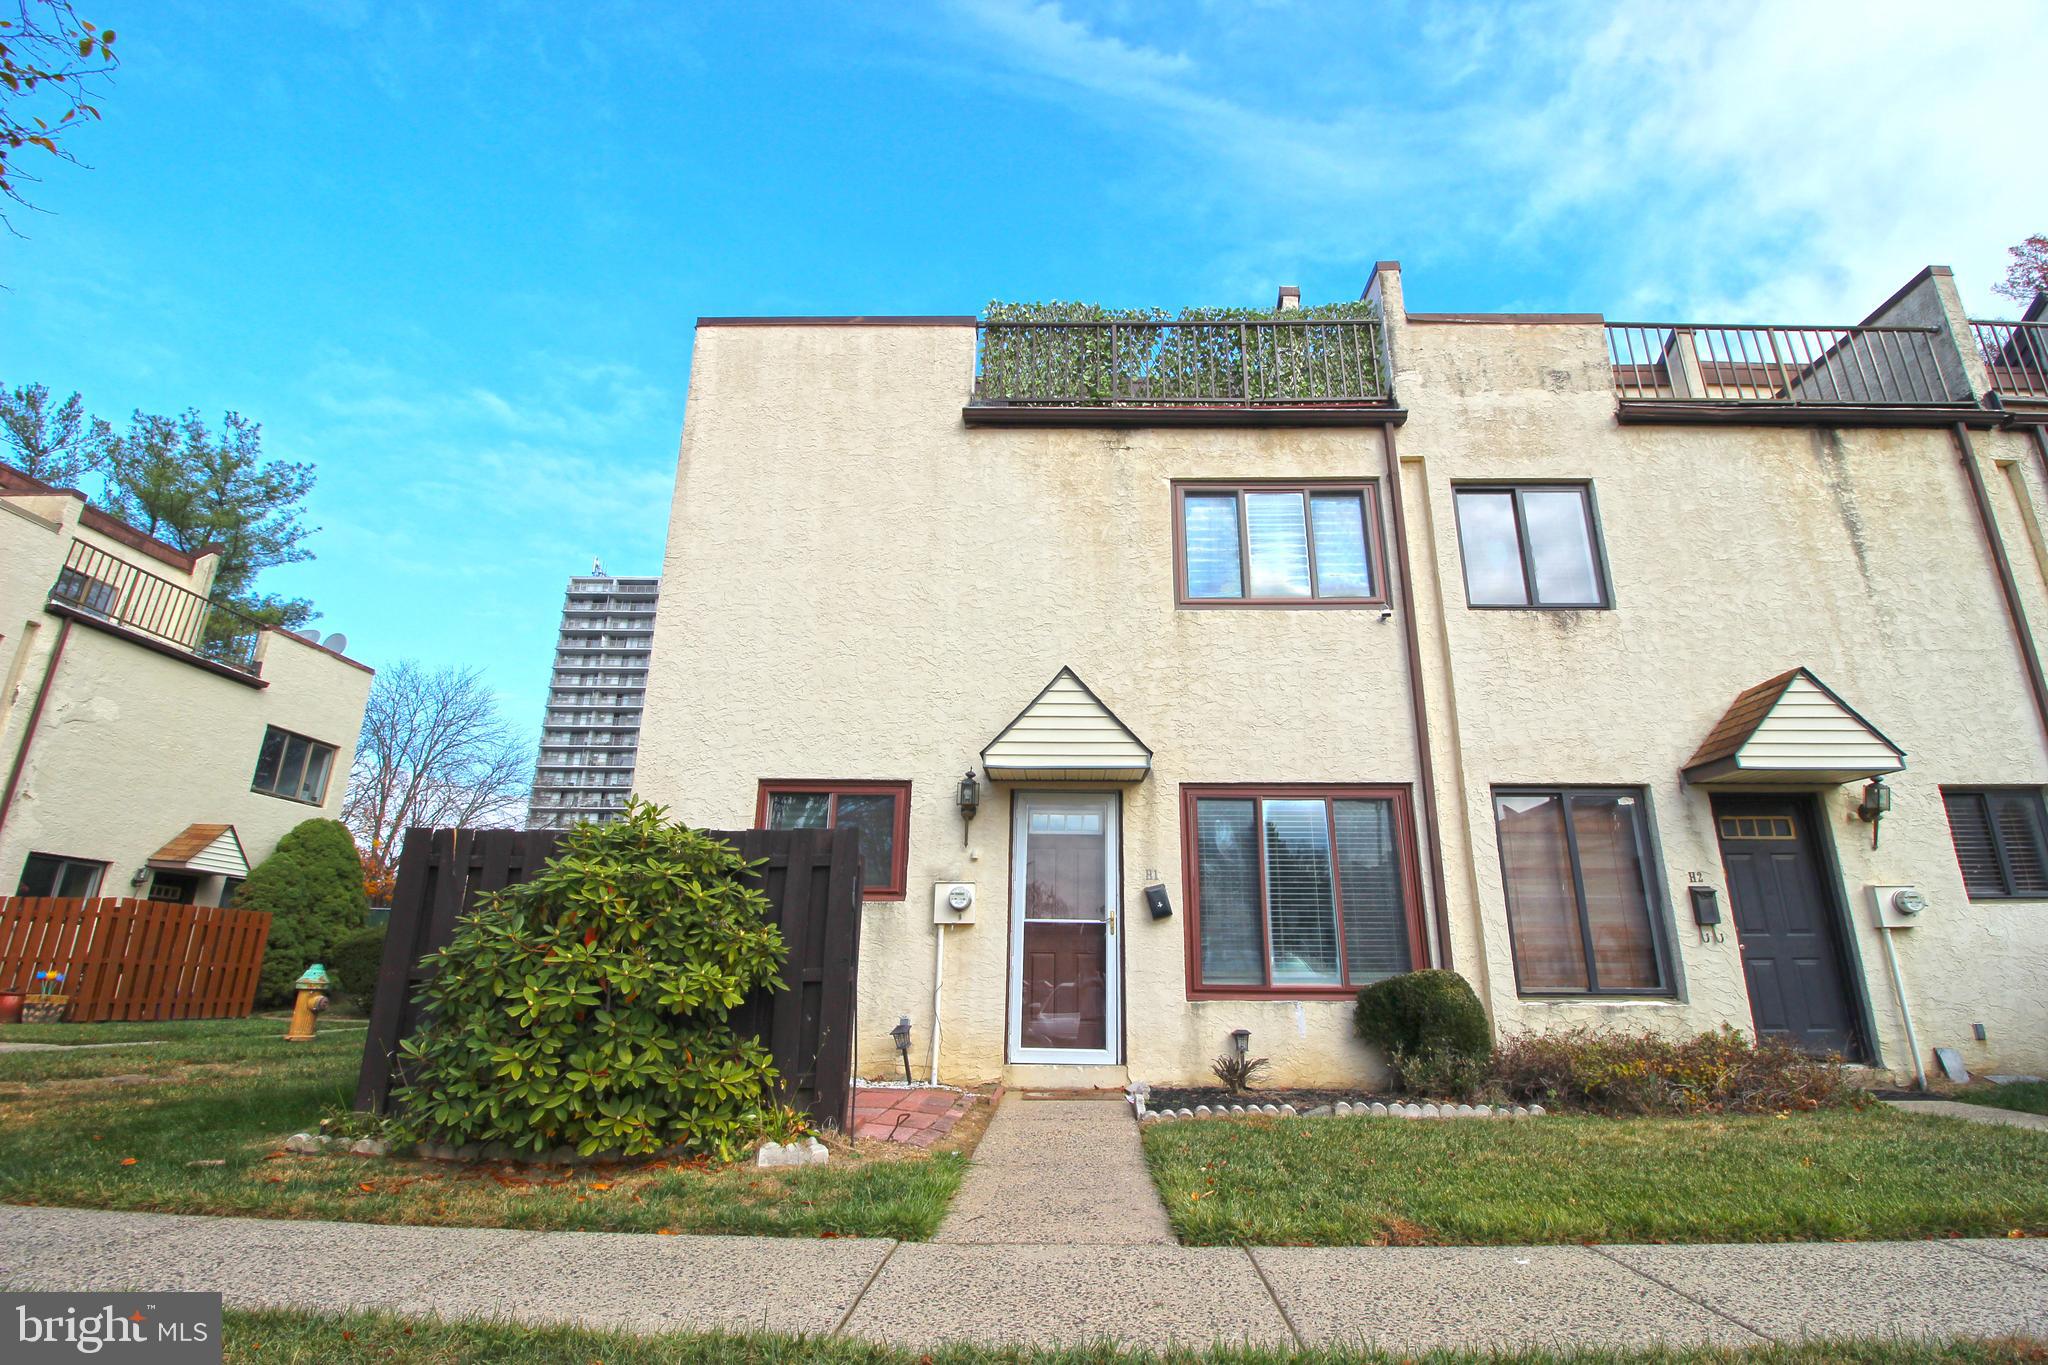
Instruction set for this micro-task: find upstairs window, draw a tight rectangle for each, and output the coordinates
[758,780,911,899]
[1176,483,1383,606]
[1942,788,2048,899]
[1454,484,1609,608]
[252,726,337,804]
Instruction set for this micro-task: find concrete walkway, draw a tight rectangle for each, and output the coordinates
[934,1093,1175,1245]
[1886,1098,2048,1132]
[4,1204,2045,1350]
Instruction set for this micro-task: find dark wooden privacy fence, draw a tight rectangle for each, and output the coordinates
[0,897,271,1020]
[353,826,863,1132]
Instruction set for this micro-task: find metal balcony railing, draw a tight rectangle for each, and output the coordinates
[49,541,266,675]
[1972,320,2048,402]
[972,317,1391,407]
[1607,324,1970,407]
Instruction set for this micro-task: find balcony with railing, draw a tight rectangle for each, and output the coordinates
[48,541,267,677]
[966,316,1393,425]
[1607,323,1976,423]
[1971,320,2048,404]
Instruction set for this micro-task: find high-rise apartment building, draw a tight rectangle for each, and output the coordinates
[526,570,657,830]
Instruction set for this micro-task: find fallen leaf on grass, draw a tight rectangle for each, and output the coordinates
[656,1228,675,1235]
[589,1181,612,1191]
[120,1158,137,1166]
[357,1183,376,1192]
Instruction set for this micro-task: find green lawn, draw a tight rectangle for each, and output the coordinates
[1952,1082,2048,1117]
[1142,1109,2048,1246]
[0,1017,962,1240]
[220,1310,2048,1365]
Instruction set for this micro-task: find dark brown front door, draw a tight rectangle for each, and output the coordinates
[1712,795,1863,1059]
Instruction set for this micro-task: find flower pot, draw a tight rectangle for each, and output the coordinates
[0,992,24,1025]
[20,995,69,1024]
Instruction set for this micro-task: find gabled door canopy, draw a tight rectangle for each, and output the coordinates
[147,823,250,877]
[1683,668,1904,786]
[981,667,1152,783]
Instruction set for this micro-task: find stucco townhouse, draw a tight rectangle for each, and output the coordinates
[1,464,372,908]
[635,264,2048,1090]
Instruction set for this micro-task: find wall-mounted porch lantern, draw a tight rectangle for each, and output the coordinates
[1857,776,1892,849]
[957,770,981,846]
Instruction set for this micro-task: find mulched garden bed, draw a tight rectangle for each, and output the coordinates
[1143,1086,1402,1111]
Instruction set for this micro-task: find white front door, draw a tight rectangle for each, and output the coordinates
[1007,791,1120,1065]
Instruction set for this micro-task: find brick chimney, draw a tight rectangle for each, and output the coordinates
[1275,286,1301,311]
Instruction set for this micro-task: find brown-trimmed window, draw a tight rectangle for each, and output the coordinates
[757,780,911,899]
[1174,482,1385,606]
[1454,484,1609,608]
[1942,788,2048,900]
[1492,787,1672,996]
[1182,785,1422,997]
[252,726,337,804]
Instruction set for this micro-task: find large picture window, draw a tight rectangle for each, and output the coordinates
[757,780,911,899]
[1942,788,2048,900]
[251,726,337,805]
[1492,787,1671,995]
[1182,785,1422,996]
[1175,482,1384,606]
[1454,484,1608,608]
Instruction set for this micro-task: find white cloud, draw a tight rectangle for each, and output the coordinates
[934,0,2045,317]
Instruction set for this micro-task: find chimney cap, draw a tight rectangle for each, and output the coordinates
[1275,285,1301,311]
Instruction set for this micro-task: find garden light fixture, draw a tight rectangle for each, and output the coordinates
[1230,1027,1250,1061]
[891,1014,914,1084]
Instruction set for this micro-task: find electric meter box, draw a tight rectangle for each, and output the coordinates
[933,882,977,925]
[1868,884,1928,930]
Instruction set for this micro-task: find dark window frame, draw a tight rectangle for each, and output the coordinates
[17,852,109,899]
[755,779,913,900]
[1940,786,2048,901]
[1178,782,1426,1000]
[1171,479,1390,609]
[1491,784,1675,998]
[1452,481,1613,610]
[250,725,338,805]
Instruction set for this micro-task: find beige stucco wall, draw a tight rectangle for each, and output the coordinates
[638,323,1430,1087]
[642,284,2048,1091]
[1389,280,2048,1080]
[0,500,372,906]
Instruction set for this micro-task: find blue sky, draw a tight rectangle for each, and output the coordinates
[4,0,2042,745]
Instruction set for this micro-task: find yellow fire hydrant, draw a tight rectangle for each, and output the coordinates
[285,963,332,1042]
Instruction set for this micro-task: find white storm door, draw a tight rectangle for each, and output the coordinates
[1007,791,1120,1065]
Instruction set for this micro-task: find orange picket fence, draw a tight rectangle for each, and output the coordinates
[0,897,271,1021]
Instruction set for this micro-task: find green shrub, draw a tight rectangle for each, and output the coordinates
[1489,1025,1865,1114]
[328,926,388,1015]
[396,800,792,1161]
[1354,969,1492,1097]
[236,819,369,1007]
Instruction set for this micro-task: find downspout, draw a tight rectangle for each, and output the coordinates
[928,921,946,1084]
[1382,425,1454,969]
[0,616,73,842]
[1953,422,2048,747]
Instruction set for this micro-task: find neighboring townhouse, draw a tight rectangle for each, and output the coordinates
[0,464,372,907]
[527,569,659,831]
[636,266,2048,1089]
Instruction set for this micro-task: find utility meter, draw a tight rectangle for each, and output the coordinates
[1868,884,1927,930]
[932,882,976,924]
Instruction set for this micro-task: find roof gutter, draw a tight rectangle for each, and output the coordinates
[1952,421,2048,749]
[0,615,72,842]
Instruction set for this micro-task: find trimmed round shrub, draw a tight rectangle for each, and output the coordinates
[237,819,370,1006]
[328,926,389,1016]
[1354,969,1492,1097]
[396,800,791,1161]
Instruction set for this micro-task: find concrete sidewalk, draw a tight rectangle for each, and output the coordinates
[3,1204,2044,1350]
[934,1093,1175,1245]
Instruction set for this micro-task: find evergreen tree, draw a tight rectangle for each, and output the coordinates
[237,819,369,1006]
[0,382,112,486]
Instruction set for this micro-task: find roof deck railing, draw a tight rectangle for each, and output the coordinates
[49,540,266,675]
[1607,323,1970,408]
[1971,320,2048,402]
[972,317,1391,408]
